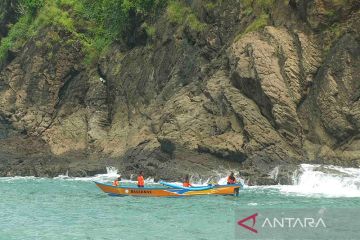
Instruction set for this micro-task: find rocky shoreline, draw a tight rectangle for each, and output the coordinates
[0,1,359,185]
[1,134,358,185]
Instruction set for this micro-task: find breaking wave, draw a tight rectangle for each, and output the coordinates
[2,164,360,198]
[275,164,360,198]
[54,166,156,184]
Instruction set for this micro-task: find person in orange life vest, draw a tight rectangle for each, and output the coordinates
[227,172,236,184]
[183,175,192,187]
[137,171,145,188]
[112,176,121,186]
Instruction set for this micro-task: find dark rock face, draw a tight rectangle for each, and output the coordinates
[0,1,359,185]
[0,0,19,39]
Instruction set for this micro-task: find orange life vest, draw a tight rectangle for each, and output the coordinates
[183,182,191,187]
[113,180,119,186]
[227,176,236,184]
[137,175,144,187]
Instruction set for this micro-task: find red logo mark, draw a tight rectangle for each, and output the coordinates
[237,213,258,233]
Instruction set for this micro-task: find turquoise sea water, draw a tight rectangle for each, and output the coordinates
[1,174,360,240]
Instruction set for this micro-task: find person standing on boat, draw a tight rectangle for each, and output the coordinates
[183,175,192,187]
[137,171,145,188]
[227,172,236,184]
[113,176,121,186]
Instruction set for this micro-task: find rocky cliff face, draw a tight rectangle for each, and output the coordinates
[0,0,359,184]
[0,0,18,39]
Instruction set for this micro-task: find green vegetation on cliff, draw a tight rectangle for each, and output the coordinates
[0,14,31,62]
[0,0,207,65]
[0,0,166,63]
[0,0,356,66]
[166,1,206,31]
[233,0,273,41]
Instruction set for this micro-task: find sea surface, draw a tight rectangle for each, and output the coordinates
[1,164,360,240]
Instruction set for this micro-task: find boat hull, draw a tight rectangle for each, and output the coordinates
[95,182,241,197]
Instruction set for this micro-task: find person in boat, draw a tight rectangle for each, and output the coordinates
[183,175,192,187]
[137,171,145,188]
[112,176,121,186]
[227,172,236,185]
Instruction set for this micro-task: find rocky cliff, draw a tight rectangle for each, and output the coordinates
[0,0,359,184]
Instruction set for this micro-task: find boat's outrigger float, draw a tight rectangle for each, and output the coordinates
[95,181,242,197]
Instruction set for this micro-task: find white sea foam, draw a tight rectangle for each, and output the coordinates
[0,176,44,182]
[53,166,157,185]
[54,166,119,182]
[3,164,359,198]
[269,166,279,181]
[1,167,247,186]
[187,171,247,187]
[275,164,360,198]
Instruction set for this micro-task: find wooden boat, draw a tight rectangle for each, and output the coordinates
[94,181,242,197]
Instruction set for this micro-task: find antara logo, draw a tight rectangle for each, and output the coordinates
[237,213,327,234]
[237,213,258,233]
